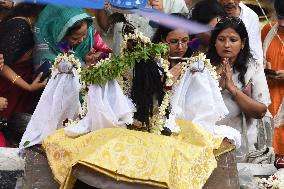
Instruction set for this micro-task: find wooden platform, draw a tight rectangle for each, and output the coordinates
[22,144,239,189]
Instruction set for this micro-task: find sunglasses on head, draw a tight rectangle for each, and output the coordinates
[217,16,242,25]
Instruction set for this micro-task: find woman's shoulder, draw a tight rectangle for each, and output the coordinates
[261,22,277,41]
[245,58,265,81]
[247,58,262,71]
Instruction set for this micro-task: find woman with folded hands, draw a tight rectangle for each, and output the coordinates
[207,17,271,162]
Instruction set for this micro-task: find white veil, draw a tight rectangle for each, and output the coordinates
[171,60,241,148]
[19,61,81,149]
[64,80,135,137]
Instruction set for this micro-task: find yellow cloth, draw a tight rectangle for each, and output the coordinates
[43,120,223,189]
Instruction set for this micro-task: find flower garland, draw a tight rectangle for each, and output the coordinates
[80,41,168,86]
[51,53,81,75]
[257,170,284,189]
[120,30,152,54]
[117,72,133,97]
[79,31,219,136]
[150,59,172,134]
[148,53,219,135]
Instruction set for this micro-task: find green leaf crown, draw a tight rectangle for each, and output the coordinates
[81,32,169,86]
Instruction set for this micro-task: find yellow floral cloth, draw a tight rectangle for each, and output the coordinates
[43,120,224,189]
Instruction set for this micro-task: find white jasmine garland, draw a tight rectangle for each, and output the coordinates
[151,53,219,135]
[120,30,152,54]
[51,53,81,75]
[79,94,88,118]
[257,170,284,189]
[117,73,132,97]
[150,60,180,135]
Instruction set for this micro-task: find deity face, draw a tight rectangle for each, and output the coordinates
[217,0,240,16]
[215,27,245,64]
[164,30,189,58]
[65,21,88,48]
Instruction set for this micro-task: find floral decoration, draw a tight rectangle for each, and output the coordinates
[51,53,82,76]
[257,170,284,189]
[80,33,168,86]
[67,31,218,136]
[149,53,218,135]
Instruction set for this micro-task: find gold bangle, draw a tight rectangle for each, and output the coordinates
[12,75,21,84]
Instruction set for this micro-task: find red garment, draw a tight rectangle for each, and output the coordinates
[0,59,35,119]
[93,31,112,53]
[0,131,6,147]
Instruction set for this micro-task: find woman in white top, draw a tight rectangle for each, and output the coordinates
[207,17,271,161]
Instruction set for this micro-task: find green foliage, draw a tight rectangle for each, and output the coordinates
[81,43,169,86]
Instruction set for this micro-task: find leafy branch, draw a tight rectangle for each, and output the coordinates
[81,43,169,86]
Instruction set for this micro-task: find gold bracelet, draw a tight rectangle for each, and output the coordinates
[12,75,21,84]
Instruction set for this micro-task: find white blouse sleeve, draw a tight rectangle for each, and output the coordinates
[250,59,271,107]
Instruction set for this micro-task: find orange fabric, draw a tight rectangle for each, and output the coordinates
[262,23,284,155]
[274,127,284,156]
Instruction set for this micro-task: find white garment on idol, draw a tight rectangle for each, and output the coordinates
[170,61,241,148]
[19,61,81,149]
[65,59,241,148]
[64,80,135,137]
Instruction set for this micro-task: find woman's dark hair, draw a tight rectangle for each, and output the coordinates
[191,0,227,24]
[131,58,165,130]
[274,0,284,17]
[152,13,193,58]
[207,17,252,87]
[65,19,88,37]
[152,13,188,43]
[1,3,45,22]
